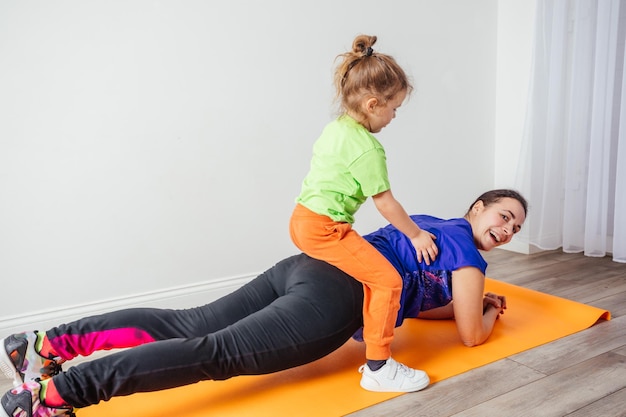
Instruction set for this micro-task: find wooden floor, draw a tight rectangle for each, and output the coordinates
[347,248,626,417]
[1,249,624,416]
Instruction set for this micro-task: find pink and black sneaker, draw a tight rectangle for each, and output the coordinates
[0,333,63,386]
[1,381,74,417]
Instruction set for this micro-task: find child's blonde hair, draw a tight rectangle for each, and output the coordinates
[333,34,413,118]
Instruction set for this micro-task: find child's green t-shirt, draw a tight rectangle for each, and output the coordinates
[296,115,390,223]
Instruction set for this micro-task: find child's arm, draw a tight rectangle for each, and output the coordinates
[372,189,438,265]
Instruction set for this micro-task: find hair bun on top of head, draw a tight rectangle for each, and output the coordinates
[335,34,411,109]
[353,35,377,56]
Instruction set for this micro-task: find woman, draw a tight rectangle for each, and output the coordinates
[0,189,527,417]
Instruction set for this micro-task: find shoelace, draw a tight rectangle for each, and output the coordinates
[41,359,64,378]
[394,361,416,377]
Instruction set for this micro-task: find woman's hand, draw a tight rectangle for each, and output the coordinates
[483,292,506,317]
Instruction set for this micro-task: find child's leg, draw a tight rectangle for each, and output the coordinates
[290,204,401,360]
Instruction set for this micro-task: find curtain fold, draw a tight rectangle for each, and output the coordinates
[517,0,626,263]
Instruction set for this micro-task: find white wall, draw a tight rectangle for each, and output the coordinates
[0,0,500,332]
[494,0,536,253]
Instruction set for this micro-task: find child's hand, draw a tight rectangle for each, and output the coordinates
[411,230,438,265]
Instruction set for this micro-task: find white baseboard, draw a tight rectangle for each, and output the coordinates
[0,274,256,337]
[497,239,531,254]
[498,239,544,255]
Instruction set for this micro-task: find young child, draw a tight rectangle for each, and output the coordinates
[289,34,439,393]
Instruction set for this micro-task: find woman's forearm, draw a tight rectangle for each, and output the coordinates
[418,303,454,319]
[477,305,501,344]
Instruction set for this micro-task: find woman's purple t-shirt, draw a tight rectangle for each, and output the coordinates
[364,215,488,328]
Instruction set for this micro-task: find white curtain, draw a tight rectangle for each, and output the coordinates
[516,0,626,263]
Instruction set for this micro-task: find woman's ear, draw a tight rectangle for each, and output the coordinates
[472,200,485,214]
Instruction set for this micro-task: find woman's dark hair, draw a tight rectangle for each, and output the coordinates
[466,189,528,216]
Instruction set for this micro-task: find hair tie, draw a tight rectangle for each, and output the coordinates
[365,46,373,57]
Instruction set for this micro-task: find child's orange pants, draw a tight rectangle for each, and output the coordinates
[289,203,401,360]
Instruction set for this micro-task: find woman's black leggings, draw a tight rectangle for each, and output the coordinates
[48,254,364,408]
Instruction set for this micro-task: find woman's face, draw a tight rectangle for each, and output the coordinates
[470,197,526,251]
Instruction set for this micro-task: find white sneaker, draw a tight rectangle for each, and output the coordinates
[358,357,430,393]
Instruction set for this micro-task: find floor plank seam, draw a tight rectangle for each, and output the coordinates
[505,356,549,378]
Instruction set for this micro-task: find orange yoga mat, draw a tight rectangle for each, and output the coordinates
[77,279,610,417]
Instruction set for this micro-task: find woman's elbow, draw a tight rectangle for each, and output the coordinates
[460,334,488,347]
[461,338,480,347]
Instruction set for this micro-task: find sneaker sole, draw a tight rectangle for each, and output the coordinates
[0,338,22,387]
[360,373,430,393]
